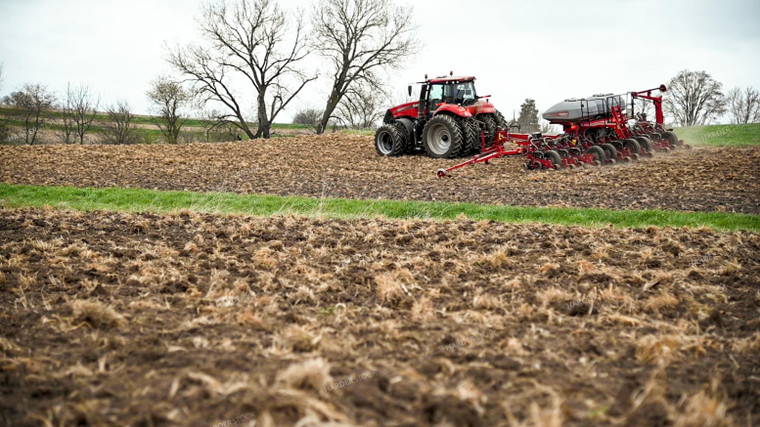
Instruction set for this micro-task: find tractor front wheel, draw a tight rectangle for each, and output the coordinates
[374,123,406,157]
[422,115,464,158]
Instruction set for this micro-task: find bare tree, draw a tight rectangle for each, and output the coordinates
[147,76,190,144]
[61,92,75,144]
[61,83,99,144]
[292,108,323,131]
[726,87,760,124]
[168,0,317,139]
[334,83,384,129]
[0,65,8,143]
[2,83,56,144]
[104,101,140,144]
[202,108,245,142]
[312,0,417,134]
[664,70,726,126]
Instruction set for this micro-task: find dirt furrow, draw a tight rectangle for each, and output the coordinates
[1,208,758,426]
[1,135,759,213]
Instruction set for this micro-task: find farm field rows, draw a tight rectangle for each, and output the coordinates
[1,134,760,214]
[1,208,758,426]
[1,133,759,426]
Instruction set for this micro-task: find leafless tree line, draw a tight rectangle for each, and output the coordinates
[662,70,754,126]
[167,0,416,138]
[0,72,199,145]
[0,64,10,143]
[663,69,758,126]
[169,0,317,139]
[3,4,759,146]
[61,84,100,144]
[0,82,141,145]
[146,76,190,144]
[726,87,760,125]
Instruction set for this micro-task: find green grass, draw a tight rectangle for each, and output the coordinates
[674,123,760,147]
[1,184,758,232]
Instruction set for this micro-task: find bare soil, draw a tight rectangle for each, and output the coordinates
[1,134,759,214]
[1,208,759,426]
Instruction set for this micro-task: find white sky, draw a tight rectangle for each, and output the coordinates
[1,0,759,123]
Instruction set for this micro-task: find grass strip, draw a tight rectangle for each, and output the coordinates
[675,123,760,147]
[1,183,758,232]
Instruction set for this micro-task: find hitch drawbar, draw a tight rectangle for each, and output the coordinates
[436,130,532,177]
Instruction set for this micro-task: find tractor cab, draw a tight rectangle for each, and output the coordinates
[410,75,480,118]
[428,80,478,107]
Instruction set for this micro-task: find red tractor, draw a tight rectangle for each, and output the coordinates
[375,73,509,158]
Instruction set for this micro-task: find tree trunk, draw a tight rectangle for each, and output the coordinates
[317,88,343,135]
[256,89,271,139]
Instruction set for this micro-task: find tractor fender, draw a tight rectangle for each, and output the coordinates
[434,104,472,118]
[396,117,414,141]
[467,102,496,115]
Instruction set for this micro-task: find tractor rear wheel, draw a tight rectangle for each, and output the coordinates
[459,117,481,154]
[375,123,406,156]
[494,110,508,128]
[476,114,496,146]
[422,115,464,158]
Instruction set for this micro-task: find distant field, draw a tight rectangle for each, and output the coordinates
[674,123,760,146]
[3,106,759,145]
[0,106,311,130]
[0,106,314,143]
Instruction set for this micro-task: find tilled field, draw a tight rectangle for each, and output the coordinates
[1,208,759,426]
[1,135,759,214]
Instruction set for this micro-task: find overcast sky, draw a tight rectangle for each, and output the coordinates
[1,0,758,123]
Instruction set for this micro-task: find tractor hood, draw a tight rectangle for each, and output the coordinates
[466,100,496,115]
[435,99,495,118]
[388,101,419,117]
[388,99,496,120]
